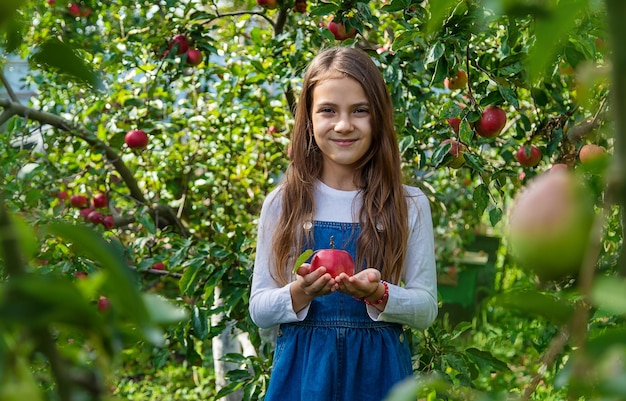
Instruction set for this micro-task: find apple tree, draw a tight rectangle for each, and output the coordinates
[1,0,625,400]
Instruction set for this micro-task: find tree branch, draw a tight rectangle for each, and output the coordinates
[0,71,20,103]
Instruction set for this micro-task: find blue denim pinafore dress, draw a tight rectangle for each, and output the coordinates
[264,221,413,401]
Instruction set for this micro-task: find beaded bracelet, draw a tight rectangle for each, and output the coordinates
[364,280,389,306]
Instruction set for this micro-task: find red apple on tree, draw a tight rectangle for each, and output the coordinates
[79,207,94,219]
[67,3,81,17]
[475,105,507,138]
[91,193,107,208]
[70,194,88,208]
[441,138,466,169]
[125,129,149,149]
[578,143,606,165]
[508,169,595,282]
[327,17,357,41]
[152,262,166,270]
[294,0,307,13]
[57,190,69,201]
[97,295,111,312]
[257,0,278,9]
[87,210,104,225]
[447,117,461,134]
[102,214,115,229]
[185,49,203,66]
[516,144,542,167]
[167,34,190,56]
[444,70,468,90]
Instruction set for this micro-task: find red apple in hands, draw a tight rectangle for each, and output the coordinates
[310,249,355,278]
[475,105,507,138]
[516,144,542,167]
[125,129,149,149]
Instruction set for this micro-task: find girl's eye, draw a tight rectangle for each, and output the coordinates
[319,107,334,113]
[355,108,369,114]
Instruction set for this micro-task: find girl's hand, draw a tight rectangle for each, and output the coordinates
[290,263,338,313]
[294,263,338,297]
[335,268,381,298]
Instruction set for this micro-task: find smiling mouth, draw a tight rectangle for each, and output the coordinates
[333,139,357,146]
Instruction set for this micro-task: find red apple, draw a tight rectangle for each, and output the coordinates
[91,193,107,208]
[441,138,465,169]
[70,194,88,208]
[80,7,91,17]
[310,249,355,278]
[79,207,94,219]
[125,129,149,149]
[166,34,190,56]
[508,169,595,282]
[294,0,307,13]
[447,117,461,134]
[516,144,542,167]
[327,17,357,41]
[579,144,606,165]
[87,210,104,224]
[57,190,69,201]
[444,70,468,90]
[97,295,111,312]
[257,0,278,9]
[68,3,81,17]
[102,214,115,229]
[74,271,88,279]
[185,49,203,66]
[268,125,278,134]
[152,262,166,271]
[475,105,507,138]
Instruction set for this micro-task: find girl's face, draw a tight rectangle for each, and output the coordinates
[311,77,373,188]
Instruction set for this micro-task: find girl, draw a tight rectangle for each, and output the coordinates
[249,46,438,401]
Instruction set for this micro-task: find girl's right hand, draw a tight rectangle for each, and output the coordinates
[290,263,337,313]
[294,263,338,297]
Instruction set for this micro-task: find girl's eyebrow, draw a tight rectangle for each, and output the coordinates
[314,101,370,107]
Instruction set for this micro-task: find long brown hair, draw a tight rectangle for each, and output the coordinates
[271,47,409,285]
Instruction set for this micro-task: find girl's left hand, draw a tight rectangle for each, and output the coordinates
[335,268,381,298]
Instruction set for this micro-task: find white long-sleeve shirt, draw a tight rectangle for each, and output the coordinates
[249,180,438,330]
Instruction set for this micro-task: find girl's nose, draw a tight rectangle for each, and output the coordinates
[334,115,353,133]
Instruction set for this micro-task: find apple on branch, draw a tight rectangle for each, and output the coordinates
[441,138,466,169]
[70,194,88,208]
[475,105,507,138]
[257,0,278,9]
[185,49,203,66]
[327,16,357,41]
[516,144,542,167]
[125,129,149,149]
[444,70,468,90]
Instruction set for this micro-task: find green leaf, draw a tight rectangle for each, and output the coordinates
[44,222,161,345]
[191,305,209,340]
[494,289,575,325]
[179,260,203,296]
[142,293,188,325]
[398,135,414,156]
[32,38,101,88]
[591,276,626,315]
[0,275,101,330]
[292,249,313,274]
